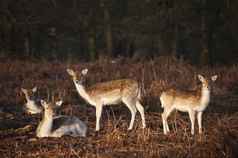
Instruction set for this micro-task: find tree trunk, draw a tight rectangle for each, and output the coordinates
[88,7,96,61]
[158,17,167,56]
[172,22,178,57]
[24,36,30,59]
[200,0,209,67]
[208,8,215,66]
[102,3,113,58]
[23,24,31,59]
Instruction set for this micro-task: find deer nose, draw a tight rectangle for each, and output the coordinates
[76,80,80,84]
[27,96,32,100]
[76,78,83,84]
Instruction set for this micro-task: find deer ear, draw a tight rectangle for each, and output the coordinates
[32,87,37,92]
[67,69,74,76]
[212,75,217,81]
[55,101,63,107]
[41,100,47,107]
[21,88,27,94]
[198,75,204,82]
[82,69,88,75]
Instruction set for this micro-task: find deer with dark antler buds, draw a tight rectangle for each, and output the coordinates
[160,75,217,135]
[37,100,87,137]
[67,68,146,131]
[21,87,43,114]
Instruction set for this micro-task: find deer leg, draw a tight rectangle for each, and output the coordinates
[70,128,78,137]
[123,98,137,130]
[52,127,67,137]
[75,120,86,137]
[162,108,173,134]
[162,111,168,134]
[135,101,146,129]
[197,111,203,134]
[95,104,103,131]
[189,110,196,135]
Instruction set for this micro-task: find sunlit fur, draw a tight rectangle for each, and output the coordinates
[160,75,217,135]
[67,68,146,131]
[21,87,43,114]
[37,100,87,137]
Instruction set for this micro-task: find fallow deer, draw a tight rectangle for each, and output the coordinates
[21,87,43,114]
[160,75,217,135]
[37,100,87,137]
[67,68,146,131]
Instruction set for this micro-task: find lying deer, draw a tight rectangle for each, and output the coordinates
[160,75,217,135]
[37,100,87,137]
[21,87,43,114]
[67,68,146,131]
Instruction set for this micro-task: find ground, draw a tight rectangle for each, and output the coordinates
[0,56,237,157]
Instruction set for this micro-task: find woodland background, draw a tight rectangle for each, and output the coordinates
[1,0,238,66]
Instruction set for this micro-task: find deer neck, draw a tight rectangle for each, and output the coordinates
[26,99,42,113]
[38,114,53,137]
[200,87,211,108]
[74,82,90,101]
[26,99,36,107]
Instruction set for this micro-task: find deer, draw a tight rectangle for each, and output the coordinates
[67,68,146,131]
[21,87,43,114]
[37,100,87,137]
[160,75,217,135]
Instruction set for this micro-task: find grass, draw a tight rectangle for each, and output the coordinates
[0,56,237,157]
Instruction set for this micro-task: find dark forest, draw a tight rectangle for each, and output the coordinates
[1,0,238,65]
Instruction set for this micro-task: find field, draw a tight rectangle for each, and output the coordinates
[0,56,237,157]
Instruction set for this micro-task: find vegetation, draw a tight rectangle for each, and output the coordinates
[1,0,238,66]
[0,56,237,157]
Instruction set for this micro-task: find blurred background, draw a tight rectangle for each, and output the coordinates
[0,0,237,66]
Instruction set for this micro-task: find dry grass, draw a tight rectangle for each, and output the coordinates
[0,56,237,157]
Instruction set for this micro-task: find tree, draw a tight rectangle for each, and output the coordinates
[200,0,210,66]
[101,1,113,58]
[88,5,96,61]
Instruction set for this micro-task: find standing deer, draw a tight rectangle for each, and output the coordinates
[21,87,43,114]
[37,100,87,137]
[67,68,146,131]
[160,75,217,135]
